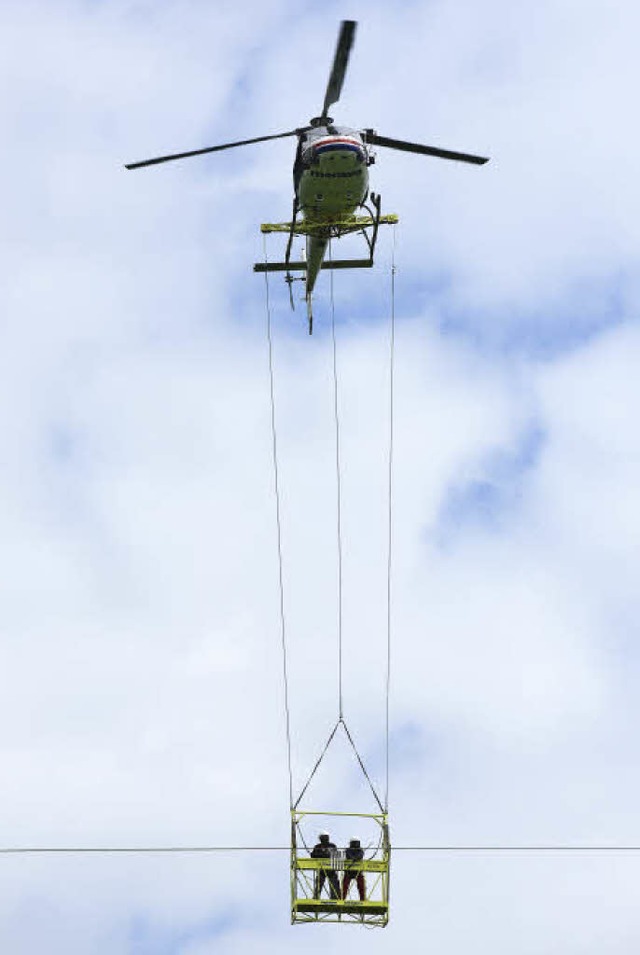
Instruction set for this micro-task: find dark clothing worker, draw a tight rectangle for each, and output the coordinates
[342,838,366,901]
[311,833,341,900]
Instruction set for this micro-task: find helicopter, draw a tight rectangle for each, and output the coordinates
[126,20,489,333]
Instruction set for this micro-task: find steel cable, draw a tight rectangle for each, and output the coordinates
[329,241,345,721]
[263,236,294,808]
[385,225,397,813]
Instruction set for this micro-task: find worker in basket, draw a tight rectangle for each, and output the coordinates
[311,833,341,899]
[342,838,366,901]
[311,832,340,899]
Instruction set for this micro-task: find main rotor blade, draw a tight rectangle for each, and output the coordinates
[320,19,357,120]
[365,132,489,165]
[124,129,302,170]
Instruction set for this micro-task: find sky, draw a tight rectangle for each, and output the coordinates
[1,0,640,951]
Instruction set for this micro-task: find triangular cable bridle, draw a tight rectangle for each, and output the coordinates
[293,717,384,813]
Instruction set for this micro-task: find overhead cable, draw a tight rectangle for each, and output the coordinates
[4,845,640,855]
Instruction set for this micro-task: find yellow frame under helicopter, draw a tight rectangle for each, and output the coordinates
[291,809,390,927]
[255,205,398,275]
[254,197,398,332]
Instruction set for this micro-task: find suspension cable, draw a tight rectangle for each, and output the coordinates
[341,719,384,813]
[385,225,397,813]
[293,715,385,812]
[329,241,345,721]
[263,235,294,808]
[293,718,342,809]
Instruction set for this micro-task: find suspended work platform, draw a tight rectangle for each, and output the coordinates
[291,810,390,927]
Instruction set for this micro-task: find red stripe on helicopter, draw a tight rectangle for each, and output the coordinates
[313,139,366,161]
[313,136,364,150]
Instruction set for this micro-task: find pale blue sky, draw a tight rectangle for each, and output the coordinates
[1,1,640,952]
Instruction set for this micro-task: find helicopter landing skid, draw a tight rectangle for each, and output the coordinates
[285,271,306,312]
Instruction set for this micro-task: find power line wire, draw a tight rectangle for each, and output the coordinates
[4,845,640,855]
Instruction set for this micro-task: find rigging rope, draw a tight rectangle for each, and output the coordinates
[384,225,397,813]
[293,717,384,812]
[293,719,341,809]
[328,241,345,721]
[292,241,397,814]
[341,719,384,814]
[262,231,397,815]
[263,236,294,808]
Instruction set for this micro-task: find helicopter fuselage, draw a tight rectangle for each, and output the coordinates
[126,18,488,336]
[295,126,369,219]
[290,125,372,317]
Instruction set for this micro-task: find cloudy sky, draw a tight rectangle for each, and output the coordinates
[1,0,640,951]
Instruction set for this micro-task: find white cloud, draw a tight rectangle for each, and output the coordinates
[1,0,640,951]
